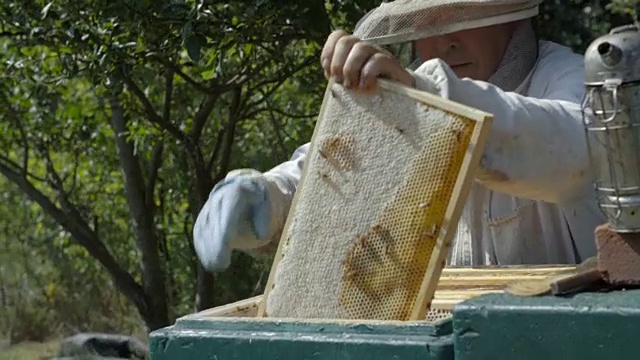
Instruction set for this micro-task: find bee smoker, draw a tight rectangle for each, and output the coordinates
[582,24,640,285]
[583,24,640,232]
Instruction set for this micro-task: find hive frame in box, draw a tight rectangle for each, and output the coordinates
[151,264,623,360]
[258,78,493,321]
[193,265,579,319]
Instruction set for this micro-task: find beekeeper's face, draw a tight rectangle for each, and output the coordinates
[414,21,520,81]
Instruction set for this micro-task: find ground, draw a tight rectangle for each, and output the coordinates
[0,340,59,360]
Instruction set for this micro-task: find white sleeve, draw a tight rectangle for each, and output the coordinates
[411,58,592,204]
[262,142,309,194]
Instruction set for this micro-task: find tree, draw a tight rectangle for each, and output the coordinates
[0,0,339,331]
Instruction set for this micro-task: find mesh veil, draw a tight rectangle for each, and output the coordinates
[354,0,542,46]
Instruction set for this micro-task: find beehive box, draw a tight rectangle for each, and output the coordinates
[454,288,640,360]
[148,265,581,360]
[150,299,454,360]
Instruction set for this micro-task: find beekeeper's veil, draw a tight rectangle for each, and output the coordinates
[353,0,543,93]
[353,0,543,45]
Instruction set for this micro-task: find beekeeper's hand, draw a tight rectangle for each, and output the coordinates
[321,30,415,90]
[193,169,275,272]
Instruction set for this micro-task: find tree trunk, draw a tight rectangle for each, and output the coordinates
[108,94,170,330]
[196,266,215,311]
[192,87,243,311]
[193,164,216,311]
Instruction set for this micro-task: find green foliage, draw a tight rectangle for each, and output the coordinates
[0,340,60,360]
[608,0,640,19]
[534,0,634,53]
[0,0,366,337]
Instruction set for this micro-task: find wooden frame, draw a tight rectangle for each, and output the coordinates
[188,265,578,321]
[257,78,494,320]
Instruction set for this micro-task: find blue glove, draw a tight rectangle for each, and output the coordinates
[193,173,272,272]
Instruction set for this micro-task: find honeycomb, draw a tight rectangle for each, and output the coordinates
[318,135,356,171]
[425,308,452,322]
[263,80,489,321]
[339,121,471,320]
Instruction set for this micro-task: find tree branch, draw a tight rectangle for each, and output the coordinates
[0,160,149,319]
[0,153,46,183]
[162,68,174,123]
[143,68,173,210]
[267,106,318,119]
[1,95,30,176]
[191,94,219,144]
[40,142,68,196]
[122,73,192,150]
[146,142,164,210]
[241,57,317,115]
[216,87,243,184]
[16,120,29,174]
[66,146,81,195]
[205,129,225,175]
[147,54,211,93]
[267,108,290,160]
[0,31,27,37]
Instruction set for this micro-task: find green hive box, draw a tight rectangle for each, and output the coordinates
[454,289,640,360]
[150,289,640,359]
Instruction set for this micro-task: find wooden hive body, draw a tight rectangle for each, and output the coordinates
[151,264,640,360]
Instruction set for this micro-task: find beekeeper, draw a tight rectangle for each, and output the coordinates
[193,0,605,271]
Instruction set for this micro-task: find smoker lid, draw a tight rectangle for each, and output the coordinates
[584,24,640,85]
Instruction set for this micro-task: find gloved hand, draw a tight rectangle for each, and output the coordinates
[193,169,276,272]
[407,58,453,98]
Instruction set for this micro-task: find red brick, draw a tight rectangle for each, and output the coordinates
[595,223,640,285]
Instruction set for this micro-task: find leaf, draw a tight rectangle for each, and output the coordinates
[200,68,215,80]
[185,34,205,63]
[41,1,54,20]
[243,44,253,56]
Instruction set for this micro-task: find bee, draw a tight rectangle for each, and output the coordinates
[317,171,329,179]
[451,129,462,142]
[422,224,440,238]
[394,125,405,134]
[319,137,341,159]
[344,269,357,281]
[356,234,369,247]
[327,137,340,149]
[384,242,393,257]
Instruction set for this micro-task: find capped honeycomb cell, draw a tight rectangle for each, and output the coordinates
[425,308,452,322]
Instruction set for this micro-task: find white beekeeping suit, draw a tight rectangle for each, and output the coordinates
[193,0,605,271]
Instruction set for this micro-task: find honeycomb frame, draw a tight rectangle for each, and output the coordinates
[258,78,493,321]
[191,265,579,320]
